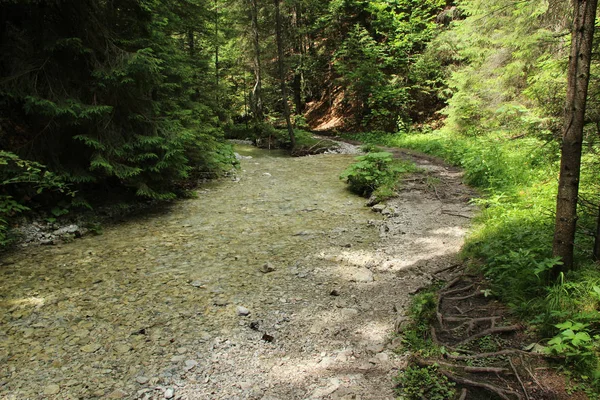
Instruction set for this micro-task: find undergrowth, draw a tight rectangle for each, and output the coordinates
[340,150,415,202]
[344,129,600,391]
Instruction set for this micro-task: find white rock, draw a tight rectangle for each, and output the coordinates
[236,306,250,316]
[164,388,175,399]
[350,268,374,283]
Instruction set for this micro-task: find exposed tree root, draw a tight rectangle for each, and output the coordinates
[458,388,468,400]
[446,290,483,301]
[416,357,510,375]
[441,283,474,297]
[509,357,530,400]
[455,325,521,347]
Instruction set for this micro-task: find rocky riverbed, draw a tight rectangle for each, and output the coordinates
[0,143,475,399]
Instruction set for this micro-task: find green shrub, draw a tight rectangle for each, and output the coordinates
[340,152,414,198]
[395,365,456,400]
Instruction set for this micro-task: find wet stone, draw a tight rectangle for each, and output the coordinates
[236,306,250,316]
[43,384,60,395]
[81,343,101,353]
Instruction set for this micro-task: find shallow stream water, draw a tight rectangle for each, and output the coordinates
[0,145,382,399]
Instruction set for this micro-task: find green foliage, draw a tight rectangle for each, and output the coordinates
[400,290,439,354]
[0,0,234,208]
[395,365,456,400]
[0,151,71,245]
[340,152,414,198]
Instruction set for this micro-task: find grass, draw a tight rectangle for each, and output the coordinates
[344,128,600,388]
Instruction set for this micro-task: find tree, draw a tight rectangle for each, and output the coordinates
[274,0,296,147]
[552,0,598,272]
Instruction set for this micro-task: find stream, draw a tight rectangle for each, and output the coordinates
[1,144,475,400]
[1,145,387,399]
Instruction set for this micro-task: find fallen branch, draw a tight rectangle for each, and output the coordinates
[455,325,521,347]
[458,388,468,400]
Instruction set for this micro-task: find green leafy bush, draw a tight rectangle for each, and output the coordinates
[340,152,413,198]
[395,365,456,400]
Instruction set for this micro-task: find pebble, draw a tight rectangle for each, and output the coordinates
[43,384,60,395]
[236,306,250,316]
[350,268,374,283]
[108,389,128,399]
[136,376,149,384]
[341,308,359,318]
[184,360,198,371]
[81,343,101,353]
[177,347,188,354]
[115,344,131,354]
[259,262,276,273]
[164,388,175,399]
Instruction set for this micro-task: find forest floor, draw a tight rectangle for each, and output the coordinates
[1,140,575,400]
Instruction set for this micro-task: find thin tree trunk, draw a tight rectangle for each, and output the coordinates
[248,0,264,122]
[274,0,295,148]
[552,0,598,273]
[215,0,220,106]
[593,205,600,261]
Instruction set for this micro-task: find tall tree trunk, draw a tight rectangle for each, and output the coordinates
[215,0,220,106]
[248,0,264,122]
[552,0,598,273]
[274,0,295,148]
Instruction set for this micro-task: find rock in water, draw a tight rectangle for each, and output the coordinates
[236,306,251,316]
[43,385,60,395]
[259,262,276,273]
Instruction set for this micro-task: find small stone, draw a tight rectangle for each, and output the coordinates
[108,389,128,399]
[164,388,175,399]
[329,289,340,296]
[262,173,272,177]
[236,306,250,316]
[136,376,149,385]
[259,262,276,273]
[43,384,60,395]
[213,298,228,306]
[171,355,185,363]
[371,204,386,213]
[176,347,187,354]
[184,360,198,371]
[366,344,385,354]
[115,344,131,354]
[341,308,359,318]
[350,268,374,283]
[190,280,204,288]
[81,343,101,353]
[369,352,389,364]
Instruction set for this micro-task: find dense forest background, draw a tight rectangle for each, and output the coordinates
[3,0,600,390]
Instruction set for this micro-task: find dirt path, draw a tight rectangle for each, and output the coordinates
[0,144,476,400]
